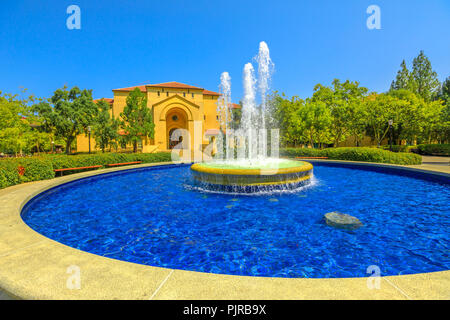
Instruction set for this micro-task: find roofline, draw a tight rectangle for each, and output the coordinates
[111,83,221,96]
[145,84,205,90]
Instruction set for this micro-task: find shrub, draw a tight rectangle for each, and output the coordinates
[280,147,422,165]
[0,157,54,189]
[380,145,416,153]
[0,161,20,189]
[43,152,172,170]
[280,148,323,158]
[0,152,173,189]
[417,144,450,156]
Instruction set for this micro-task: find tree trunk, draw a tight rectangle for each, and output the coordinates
[133,141,137,153]
[66,139,72,155]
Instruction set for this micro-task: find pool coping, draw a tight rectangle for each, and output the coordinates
[0,160,448,300]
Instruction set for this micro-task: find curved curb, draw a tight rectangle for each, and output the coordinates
[191,161,313,176]
[0,160,448,300]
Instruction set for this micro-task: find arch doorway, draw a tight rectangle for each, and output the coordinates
[166,107,188,150]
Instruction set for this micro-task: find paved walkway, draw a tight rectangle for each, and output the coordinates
[0,289,13,300]
[411,156,450,173]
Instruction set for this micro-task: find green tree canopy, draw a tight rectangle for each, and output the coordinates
[410,51,441,101]
[270,93,304,146]
[298,99,332,147]
[439,77,450,106]
[0,90,54,155]
[92,99,119,152]
[33,86,98,154]
[120,87,155,153]
[312,79,369,147]
[390,60,413,91]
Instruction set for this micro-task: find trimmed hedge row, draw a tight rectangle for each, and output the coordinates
[0,157,54,189]
[417,144,450,156]
[380,145,417,153]
[44,152,172,170]
[0,152,172,189]
[281,147,422,165]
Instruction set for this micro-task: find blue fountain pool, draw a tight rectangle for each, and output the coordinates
[21,163,449,278]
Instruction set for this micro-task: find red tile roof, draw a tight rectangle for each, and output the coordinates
[112,85,147,92]
[112,82,221,96]
[93,98,114,104]
[231,103,241,109]
[202,89,220,96]
[148,81,203,90]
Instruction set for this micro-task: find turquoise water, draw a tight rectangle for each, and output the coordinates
[22,163,449,278]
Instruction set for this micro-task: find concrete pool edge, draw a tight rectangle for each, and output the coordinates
[0,160,448,300]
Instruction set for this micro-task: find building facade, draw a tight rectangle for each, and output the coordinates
[77,82,235,154]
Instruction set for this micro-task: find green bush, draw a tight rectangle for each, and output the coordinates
[281,147,422,165]
[0,161,20,189]
[279,147,323,158]
[0,157,54,189]
[417,144,450,156]
[43,152,172,170]
[380,145,416,153]
[0,152,172,189]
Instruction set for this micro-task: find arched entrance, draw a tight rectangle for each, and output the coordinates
[166,107,188,150]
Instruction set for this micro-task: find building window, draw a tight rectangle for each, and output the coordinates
[192,93,194,98]
[216,115,219,120]
[183,92,186,97]
[157,91,160,96]
[172,115,179,121]
[166,92,169,97]
[204,115,206,120]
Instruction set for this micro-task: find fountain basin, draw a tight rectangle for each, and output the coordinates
[190,159,313,193]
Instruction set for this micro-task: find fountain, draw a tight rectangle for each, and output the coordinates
[191,41,313,193]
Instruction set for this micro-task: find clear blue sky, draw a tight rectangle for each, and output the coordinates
[1,0,449,102]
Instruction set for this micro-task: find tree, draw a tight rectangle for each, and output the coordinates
[0,90,53,155]
[270,92,305,146]
[439,77,450,106]
[420,100,446,144]
[388,90,426,144]
[410,51,440,101]
[390,60,413,91]
[346,99,368,147]
[120,88,155,153]
[312,79,368,147]
[298,99,332,148]
[364,93,398,146]
[0,92,27,154]
[34,86,98,154]
[92,99,119,152]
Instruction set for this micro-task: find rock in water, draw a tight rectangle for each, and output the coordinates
[324,212,363,230]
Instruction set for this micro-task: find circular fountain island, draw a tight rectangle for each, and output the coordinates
[190,42,315,193]
[191,159,313,193]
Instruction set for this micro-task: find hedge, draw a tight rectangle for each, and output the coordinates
[0,152,172,190]
[0,157,54,189]
[281,147,422,165]
[380,145,417,153]
[417,144,450,156]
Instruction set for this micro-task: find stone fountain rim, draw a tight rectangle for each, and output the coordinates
[190,161,313,176]
[0,160,448,299]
